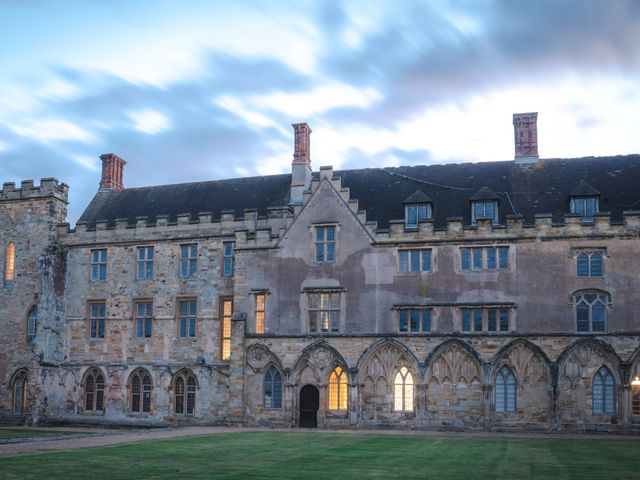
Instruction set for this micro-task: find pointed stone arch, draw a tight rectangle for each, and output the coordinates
[356,339,419,422]
[491,338,551,386]
[556,338,621,425]
[291,341,350,386]
[246,343,284,375]
[424,339,483,429]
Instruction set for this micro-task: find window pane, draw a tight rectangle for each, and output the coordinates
[422,250,431,271]
[326,227,335,241]
[461,248,470,270]
[498,247,509,269]
[410,250,420,272]
[473,309,483,332]
[406,205,417,226]
[590,252,603,276]
[410,310,420,332]
[593,373,603,414]
[486,248,496,269]
[399,311,408,332]
[326,243,335,262]
[315,243,324,263]
[316,227,324,242]
[495,372,505,412]
[472,248,483,270]
[499,310,509,332]
[487,310,497,331]
[485,202,495,220]
[399,251,409,273]
[330,310,339,332]
[576,303,590,332]
[462,310,471,332]
[417,204,428,221]
[577,252,589,276]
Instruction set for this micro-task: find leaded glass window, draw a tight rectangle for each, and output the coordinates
[393,366,414,412]
[84,369,105,413]
[398,249,431,273]
[315,226,336,263]
[180,243,197,277]
[27,306,37,344]
[495,366,516,412]
[576,250,603,277]
[328,366,348,411]
[593,367,615,414]
[263,366,282,409]
[308,291,341,333]
[575,292,607,332]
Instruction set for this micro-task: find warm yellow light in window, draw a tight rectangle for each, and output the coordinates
[632,376,640,386]
[221,299,233,360]
[255,293,265,334]
[5,242,15,281]
[329,366,348,410]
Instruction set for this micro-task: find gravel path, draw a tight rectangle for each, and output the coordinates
[1,426,638,456]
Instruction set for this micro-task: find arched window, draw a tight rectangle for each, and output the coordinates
[328,366,348,411]
[130,370,152,413]
[495,366,516,412]
[12,370,27,414]
[593,366,615,414]
[5,241,15,281]
[174,371,197,415]
[27,306,37,344]
[263,366,282,409]
[393,366,414,412]
[575,292,608,332]
[84,369,105,413]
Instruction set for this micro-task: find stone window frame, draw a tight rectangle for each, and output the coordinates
[572,289,611,333]
[223,241,234,276]
[471,200,498,225]
[134,299,153,339]
[405,203,432,229]
[177,297,197,339]
[328,365,348,412]
[459,305,512,333]
[88,301,106,339]
[4,241,15,283]
[313,223,337,264]
[179,243,198,278]
[128,368,153,414]
[136,246,154,280]
[304,287,344,334]
[460,246,509,271]
[172,369,198,416]
[82,367,106,415]
[263,365,282,410]
[26,305,37,344]
[90,248,107,282]
[393,366,415,412]
[397,248,432,274]
[593,366,616,415]
[11,369,28,414]
[573,248,605,278]
[253,290,267,335]
[495,366,517,413]
[220,297,233,360]
[395,307,432,333]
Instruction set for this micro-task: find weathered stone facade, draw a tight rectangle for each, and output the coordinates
[2,115,640,432]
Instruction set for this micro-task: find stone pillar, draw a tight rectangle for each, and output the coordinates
[284,368,295,428]
[349,368,359,426]
[227,313,246,424]
[550,363,559,430]
[482,384,493,431]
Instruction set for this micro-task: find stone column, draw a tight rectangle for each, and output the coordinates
[349,367,359,426]
[227,313,246,424]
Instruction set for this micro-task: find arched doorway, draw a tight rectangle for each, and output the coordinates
[299,385,319,428]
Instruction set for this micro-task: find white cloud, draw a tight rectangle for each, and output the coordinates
[129,110,171,135]
[71,155,101,171]
[11,119,94,143]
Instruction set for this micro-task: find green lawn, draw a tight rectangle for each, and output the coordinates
[0,428,79,440]
[1,431,639,479]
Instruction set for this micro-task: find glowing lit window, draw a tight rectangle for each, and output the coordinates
[593,366,615,414]
[5,241,15,281]
[255,293,265,334]
[393,366,414,412]
[328,366,348,411]
[221,298,233,360]
[263,366,282,409]
[632,378,640,416]
[495,366,516,412]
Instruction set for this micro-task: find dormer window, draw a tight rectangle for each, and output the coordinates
[470,187,499,225]
[403,190,432,229]
[569,180,600,221]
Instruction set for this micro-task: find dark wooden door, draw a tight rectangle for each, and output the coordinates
[299,385,319,428]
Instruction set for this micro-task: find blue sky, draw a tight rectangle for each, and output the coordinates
[1,1,639,223]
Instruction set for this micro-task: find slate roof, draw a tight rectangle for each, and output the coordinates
[78,154,640,230]
[403,189,432,204]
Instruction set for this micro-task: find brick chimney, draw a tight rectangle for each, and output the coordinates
[513,112,539,164]
[99,153,126,190]
[290,123,312,204]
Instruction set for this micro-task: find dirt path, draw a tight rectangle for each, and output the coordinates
[1,426,638,456]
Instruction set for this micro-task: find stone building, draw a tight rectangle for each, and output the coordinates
[2,113,640,431]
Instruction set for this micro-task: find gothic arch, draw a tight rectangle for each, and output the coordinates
[291,341,350,386]
[355,338,420,380]
[246,343,284,374]
[490,339,551,386]
[557,338,621,378]
[425,339,482,385]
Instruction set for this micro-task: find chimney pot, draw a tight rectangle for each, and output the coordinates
[99,153,127,190]
[513,112,539,164]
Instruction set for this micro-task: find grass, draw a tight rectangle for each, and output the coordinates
[0,428,79,440]
[1,431,639,479]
